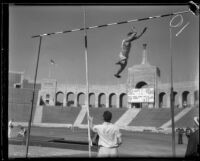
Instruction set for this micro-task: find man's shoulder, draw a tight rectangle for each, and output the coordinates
[109,123,120,130]
[93,124,102,129]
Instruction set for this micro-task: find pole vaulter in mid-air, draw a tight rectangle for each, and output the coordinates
[114,26,147,78]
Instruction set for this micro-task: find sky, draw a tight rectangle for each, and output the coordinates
[9,5,199,86]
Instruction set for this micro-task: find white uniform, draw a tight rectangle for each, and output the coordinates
[119,40,131,60]
[93,122,121,157]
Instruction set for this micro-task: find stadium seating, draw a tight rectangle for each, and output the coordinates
[174,106,199,128]
[42,106,81,124]
[81,107,127,125]
[129,108,183,127]
[9,103,37,122]
[9,88,39,105]
[8,87,199,129]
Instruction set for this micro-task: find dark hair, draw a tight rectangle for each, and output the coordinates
[103,111,112,122]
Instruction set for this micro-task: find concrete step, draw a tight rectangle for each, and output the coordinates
[33,106,43,123]
[73,107,87,126]
[160,107,193,128]
[115,108,141,127]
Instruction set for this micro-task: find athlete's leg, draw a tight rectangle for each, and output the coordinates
[114,60,127,78]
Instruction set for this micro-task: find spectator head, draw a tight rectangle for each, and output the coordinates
[103,111,112,122]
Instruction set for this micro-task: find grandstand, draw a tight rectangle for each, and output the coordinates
[8,71,199,132]
[129,108,183,127]
[42,106,82,124]
[9,87,39,122]
[81,107,127,125]
[175,107,199,128]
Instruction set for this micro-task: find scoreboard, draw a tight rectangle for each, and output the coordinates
[128,88,154,103]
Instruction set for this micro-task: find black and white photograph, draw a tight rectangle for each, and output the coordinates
[2,1,199,159]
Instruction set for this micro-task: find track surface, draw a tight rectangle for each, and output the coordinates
[9,126,188,158]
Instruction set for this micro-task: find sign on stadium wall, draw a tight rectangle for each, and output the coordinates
[128,88,154,103]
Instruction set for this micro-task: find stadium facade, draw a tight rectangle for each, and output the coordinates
[9,44,199,109]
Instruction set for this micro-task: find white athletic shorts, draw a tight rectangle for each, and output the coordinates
[97,146,118,157]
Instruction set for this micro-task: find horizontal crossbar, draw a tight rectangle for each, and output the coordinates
[32,10,190,38]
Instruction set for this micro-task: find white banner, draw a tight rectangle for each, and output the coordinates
[128,88,154,103]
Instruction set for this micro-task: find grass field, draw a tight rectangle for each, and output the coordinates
[9,126,188,158]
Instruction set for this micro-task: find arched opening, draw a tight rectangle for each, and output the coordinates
[89,93,95,107]
[119,93,127,108]
[56,92,64,106]
[77,92,85,107]
[182,91,189,107]
[67,92,74,107]
[98,93,106,108]
[159,92,167,108]
[135,81,148,89]
[109,93,117,108]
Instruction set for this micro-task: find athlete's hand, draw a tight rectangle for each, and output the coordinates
[143,27,147,32]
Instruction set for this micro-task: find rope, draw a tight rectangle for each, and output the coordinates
[32,10,190,38]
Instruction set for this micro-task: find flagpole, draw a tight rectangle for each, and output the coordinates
[83,6,92,157]
[49,62,51,78]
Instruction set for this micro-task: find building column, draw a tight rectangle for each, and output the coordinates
[178,93,182,108]
[189,92,195,107]
[37,91,42,106]
[74,93,77,107]
[95,93,99,108]
[106,95,109,108]
[116,94,120,108]
[167,92,170,108]
[63,93,67,107]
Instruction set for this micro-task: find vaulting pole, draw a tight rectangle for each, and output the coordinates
[25,36,42,158]
[169,25,176,157]
[83,6,92,157]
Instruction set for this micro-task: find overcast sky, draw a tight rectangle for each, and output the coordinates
[9,5,199,86]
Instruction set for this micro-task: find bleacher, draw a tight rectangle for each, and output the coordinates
[9,103,37,122]
[9,87,39,105]
[175,107,199,128]
[42,106,82,124]
[8,87,39,122]
[129,108,183,127]
[8,85,199,129]
[81,107,127,125]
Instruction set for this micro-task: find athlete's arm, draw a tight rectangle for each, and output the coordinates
[135,27,147,40]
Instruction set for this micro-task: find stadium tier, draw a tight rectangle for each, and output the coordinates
[174,106,199,128]
[81,108,127,125]
[42,106,82,124]
[128,108,183,127]
[9,88,39,105]
[9,103,37,122]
